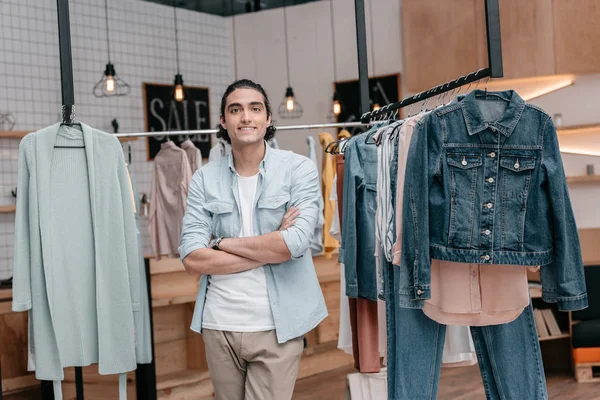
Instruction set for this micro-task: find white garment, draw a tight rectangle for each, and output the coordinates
[208,139,231,163]
[345,368,388,400]
[202,174,275,331]
[330,175,341,241]
[307,136,325,255]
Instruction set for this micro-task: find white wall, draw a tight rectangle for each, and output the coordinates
[0,0,232,279]
[231,0,402,166]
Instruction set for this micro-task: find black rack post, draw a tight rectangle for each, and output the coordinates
[135,259,157,400]
[354,0,370,116]
[56,0,75,123]
[485,0,503,78]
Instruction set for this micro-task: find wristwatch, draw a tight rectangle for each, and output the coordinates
[209,236,224,250]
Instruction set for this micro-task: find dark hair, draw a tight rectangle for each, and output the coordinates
[217,79,276,144]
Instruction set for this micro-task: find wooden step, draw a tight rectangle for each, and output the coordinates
[157,369,214,400]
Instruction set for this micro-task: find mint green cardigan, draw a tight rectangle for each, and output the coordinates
[12,123,140,396]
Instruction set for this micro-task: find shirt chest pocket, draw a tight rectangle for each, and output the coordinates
[499,156,536,198]
[257,193,291,234]
[204,201,235,238]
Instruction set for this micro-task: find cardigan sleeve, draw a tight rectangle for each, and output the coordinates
[117,149,141,312]
[12,134,33,312]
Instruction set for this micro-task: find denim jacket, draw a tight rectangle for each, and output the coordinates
[401,90,588,312]
[179,143,328,343]
[340,132,379,301]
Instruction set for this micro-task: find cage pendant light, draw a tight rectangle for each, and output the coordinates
[278,4,302,119]
[172,4,185,102]
[93,0,130,97]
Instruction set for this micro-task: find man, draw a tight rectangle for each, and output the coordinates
[179,79,327,400]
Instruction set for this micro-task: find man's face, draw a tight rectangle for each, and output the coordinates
[221,88,271,147]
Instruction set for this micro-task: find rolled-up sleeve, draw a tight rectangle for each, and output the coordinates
[280,157,320,260]
[179,170,212,261]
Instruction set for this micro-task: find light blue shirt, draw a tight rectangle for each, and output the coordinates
[179,142,328,343]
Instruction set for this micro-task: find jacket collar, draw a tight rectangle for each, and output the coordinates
[180,139,195,149]
[460,90,525,138]
[227,140,271,175]
[160,140,177,149]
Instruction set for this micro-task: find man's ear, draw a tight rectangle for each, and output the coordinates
[220,115,227,130]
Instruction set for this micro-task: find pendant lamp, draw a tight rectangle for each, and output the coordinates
[93,0,130,97]
[278,4,302,119]
[172,4,185,102]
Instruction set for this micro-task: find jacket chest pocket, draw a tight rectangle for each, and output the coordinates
[499,156,536,250]
[446,154,482,248]
[204,201,235,238]
[257,193,290,234]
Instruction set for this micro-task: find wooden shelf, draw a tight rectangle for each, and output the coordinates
[0,301,13,315]
[151,271,198,308]
[156,369,210,391]
[0,288,12,301]
[0,205,16,213]
[557,123,600,135]
[0,131,28,139]
[539,333,570,342]
[566,175,600,184]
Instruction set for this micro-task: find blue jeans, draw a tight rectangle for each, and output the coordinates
[385,275,548,400]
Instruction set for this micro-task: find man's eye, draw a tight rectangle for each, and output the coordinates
[253,107,261,112]
[230,108,239,113]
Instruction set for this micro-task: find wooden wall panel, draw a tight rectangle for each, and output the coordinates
[553,0,600,75]
[317,281,341,344]
[0,312,28,379]
[155,339,188,377]
[403,0,481,92]
[153,304,189,344]
[185,304,208,372]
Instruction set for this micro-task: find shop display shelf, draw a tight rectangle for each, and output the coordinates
[0,205,16,213]
[538,332,570,342]
[0,131,29,138]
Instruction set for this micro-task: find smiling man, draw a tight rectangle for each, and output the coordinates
[179,79,327,400]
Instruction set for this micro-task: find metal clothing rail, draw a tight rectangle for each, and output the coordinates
[114,121,383,138]
[360,0,504,123]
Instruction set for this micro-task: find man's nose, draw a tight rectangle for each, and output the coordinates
[241,109,250,122]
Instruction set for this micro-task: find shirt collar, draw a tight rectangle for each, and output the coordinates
[460,89,525,138]
[227,140,271,175]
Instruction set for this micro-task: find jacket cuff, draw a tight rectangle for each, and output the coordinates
[543,291,589,312]
[410,285,431,301]
[12,300,32,312]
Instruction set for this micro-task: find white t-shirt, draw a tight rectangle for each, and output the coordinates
[202,173,276,332]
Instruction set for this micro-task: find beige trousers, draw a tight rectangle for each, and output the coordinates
[202,329,304,400]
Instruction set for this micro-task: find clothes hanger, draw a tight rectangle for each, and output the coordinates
[56,105,84,149]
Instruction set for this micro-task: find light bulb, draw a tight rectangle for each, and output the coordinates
[286,97,295,111]
[333,100,341,115]
[373,103,380,111]
[174,84,184,102]
[105,75,115,92]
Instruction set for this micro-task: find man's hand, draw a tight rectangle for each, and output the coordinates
[279,206,300,231]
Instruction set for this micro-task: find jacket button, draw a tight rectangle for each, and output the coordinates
[416,289,424,295]
[486,203,493,209]
[487,178,494,183]
[490,127,497,132]
[484,230,491,235]
[482,255,490,261]
[489,152,496,158]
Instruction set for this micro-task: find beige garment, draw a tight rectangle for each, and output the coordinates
[180,139,203,174]
[392,114,426,266]
[319,132,339,258]
[423,259,531,326]
[149,141,192,260]
[202,329,304,400]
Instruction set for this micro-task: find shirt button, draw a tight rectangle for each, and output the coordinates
[489,152,496,158]
[484,229,491,235]
[487,178,494,183]
[417,289,424,295]
[486,203,493,209]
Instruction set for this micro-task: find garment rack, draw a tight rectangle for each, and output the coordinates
[360,0,504,123]
[113,121,383,138]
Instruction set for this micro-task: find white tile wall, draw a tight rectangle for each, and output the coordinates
[0,0,233,279]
